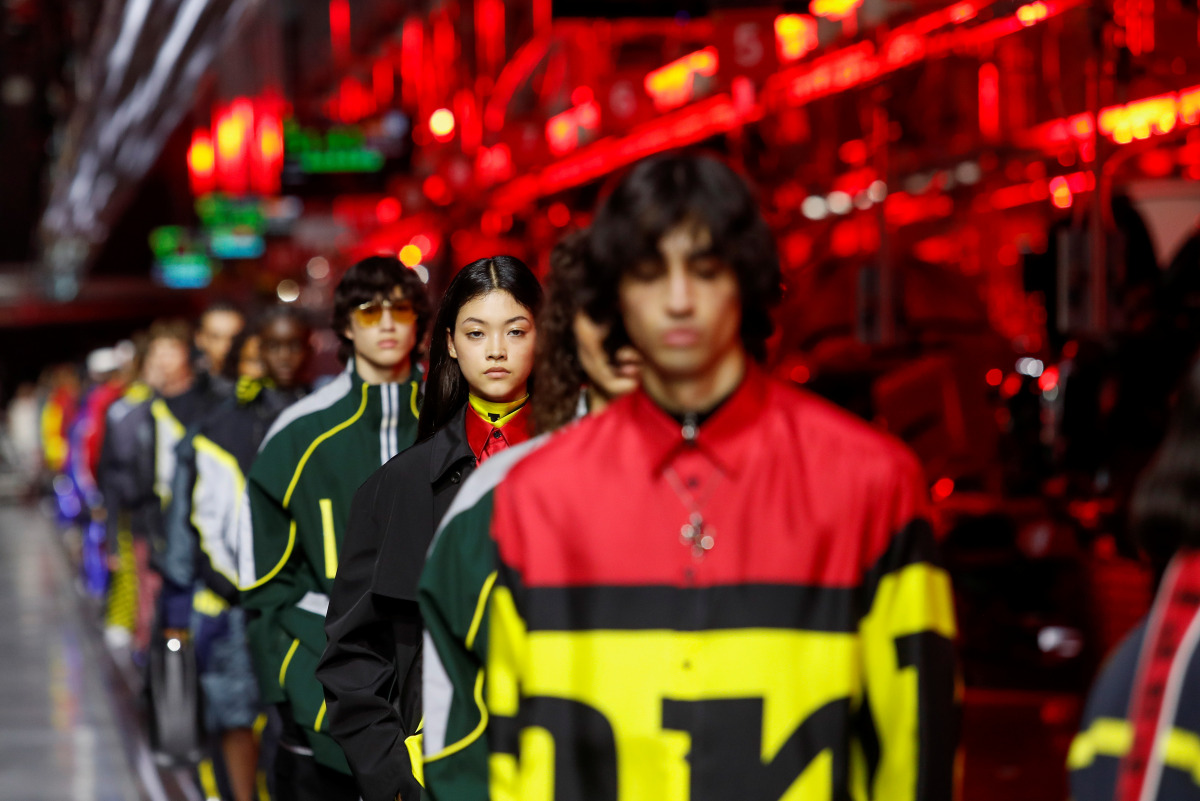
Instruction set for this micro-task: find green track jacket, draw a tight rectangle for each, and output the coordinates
[239,362,420,772]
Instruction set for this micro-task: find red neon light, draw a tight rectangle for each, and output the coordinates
[411,234,434,257]
[187,129,215,196]
[373,58,394,105]
[949,2,979,22]
[329,0,350,60]
[987,171,1094,210]
[1029,89,1198,149]
[1099,93,1176,143]
[423,174,450,204]
[775,14,818,62]
[454,90,480,154]
[376,198,402,225]
[767,0,1083,112]
[812,0,863,21]
[1038,366,1060,391]
[476,143,514,185]
[401,17,423,111]
[644,47,719,112]
[885,34,926,67]
[884,191,954,226]
[784,42,877,106]
[1049,176,1073,208]
[986,368,1004,386]
[933,478,955,500]
[485,35,552,132]
[475,0,505,74]
[252,108,283,196]
[491,95,739,212]
[547,202,570,227]
[213,99,253,195]
[1016,1,1049,25]
[979,63,1000,139]
[545,100,601,156]
[333,77,375,124]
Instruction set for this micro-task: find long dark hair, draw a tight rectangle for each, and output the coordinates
[1131,356,1200,583]
[417,255,543,441]
[532,231,591,435]
[584,152,781,363]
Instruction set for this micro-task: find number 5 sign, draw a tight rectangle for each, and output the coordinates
[714,11,779,84]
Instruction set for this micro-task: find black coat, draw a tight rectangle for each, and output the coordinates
[316,405,475,801]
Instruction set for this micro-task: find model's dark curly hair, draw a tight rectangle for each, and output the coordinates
[1131,355,1200,582]
[583,153,782,363]
[220,305,312,382]
[417,255,543,441]
[332,256,431,363]
[532,231,592,435]
[260,302,312,333]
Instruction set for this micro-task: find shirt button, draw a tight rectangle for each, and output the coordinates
[450,472,461,484]
[686,477,700,489]
[492,430,503,439]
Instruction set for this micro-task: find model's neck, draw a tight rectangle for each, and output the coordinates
[641,348,746,416]
[354,356,412,386]
[586,386,611,415]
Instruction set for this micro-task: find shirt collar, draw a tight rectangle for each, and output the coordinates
[464,400,533,464]
[627,362,770,479]
[469,393,530,426]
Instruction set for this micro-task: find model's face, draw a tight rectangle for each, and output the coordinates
[260,317,310,389]
[237,335,265,380]
[617,223,742,383]
[343,286,418,376]
[195,310,244,374]
[144,338,191,393]
[572,311,641,400]
[446,290,536,404]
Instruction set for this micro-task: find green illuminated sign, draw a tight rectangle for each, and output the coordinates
[195,194,266,232]
[298,149,385,173]
[149,226,190,259]
[285,118,384,174]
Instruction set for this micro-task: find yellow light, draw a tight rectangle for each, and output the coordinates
[399,244,423,267]
[188,133,215,175]
[429,108,456,139]
[811,0,863,22]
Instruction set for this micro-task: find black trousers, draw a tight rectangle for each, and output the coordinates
[272,746,361,801]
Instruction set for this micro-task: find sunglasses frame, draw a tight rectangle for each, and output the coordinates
[352,298,416,327]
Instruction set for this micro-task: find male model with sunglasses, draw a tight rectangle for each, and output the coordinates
[239,256,430,801]
[420,155,957,801]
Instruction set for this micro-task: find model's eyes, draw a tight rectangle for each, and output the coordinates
[507,328,528,337]
[465,330,485,339]
[628,259,666,281]
[690,256,725,279]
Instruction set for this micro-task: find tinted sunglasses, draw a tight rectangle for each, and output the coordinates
[353,298,416,327]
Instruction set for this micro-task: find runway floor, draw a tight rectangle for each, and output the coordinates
[0,500,199,801]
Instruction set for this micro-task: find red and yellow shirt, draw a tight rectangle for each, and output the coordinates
[420,366,958,801]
